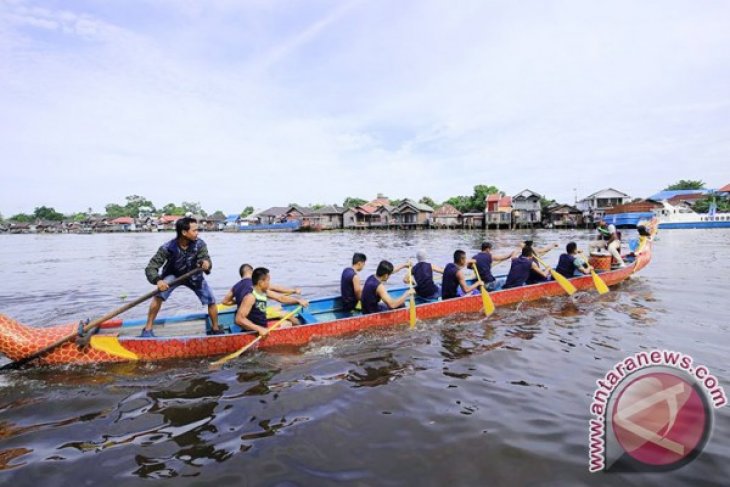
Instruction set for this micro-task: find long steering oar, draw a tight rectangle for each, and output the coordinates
[407,262,417,329]
[532,254,577,296]
[2,268,205,371]
[580,251,609,295]
[471,265,495,317]
[210,306,302,367]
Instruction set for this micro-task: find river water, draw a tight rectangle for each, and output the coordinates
[0,229,728,486]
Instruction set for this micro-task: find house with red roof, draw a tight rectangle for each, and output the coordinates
[109,216,136,232]
[485,193,513,228]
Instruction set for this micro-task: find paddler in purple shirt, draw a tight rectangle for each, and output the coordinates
[504,246,550,289]
[441,250,483,300]
[236,268,307,335]
[361,260,413,314]
[470,242,516,291]
[340,253,367,313]
[404,250,444,300]
[220,263,305,324]
[221,263,301,308]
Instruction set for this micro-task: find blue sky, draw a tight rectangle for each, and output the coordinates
[1,0,729,215]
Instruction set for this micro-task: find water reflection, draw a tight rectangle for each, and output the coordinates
[345,353,412,387]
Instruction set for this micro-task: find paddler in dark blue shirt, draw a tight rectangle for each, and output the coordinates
[221,263,304,324]
[361,260,413,314]
[504,246,550,288]
[235,268,308,335]
[523,240,558,285]
[221,263,301,308]
[441,250,483,300]
[555,242,593,278]
[340,253,367,313]
[404,250,444,300]
[470,242,516,291]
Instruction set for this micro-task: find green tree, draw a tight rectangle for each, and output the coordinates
[539,197,557,210]
[444,195,472,213]
[664,180,705,190]
[124,195,156,217]
[240,206,255,218]
[33,206,64,221]
[105,203,127,218]
[419,196,438,208]
[72,213,87,222]
[210,210,226,220]
[693,196,730,213]
[161,203,186,215]
[343,197,367,208]
[309,203,325,210]
[181,201,205,216]
[471,185,500,210]
[10,213,33,222]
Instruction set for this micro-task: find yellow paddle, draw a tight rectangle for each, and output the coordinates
[532,254,577,296]
[210,306,302,367]
[579,251,609,295]
[407,262,417,328]
[471,264,495,316]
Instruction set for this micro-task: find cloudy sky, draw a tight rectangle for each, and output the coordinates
[1,0,729,216]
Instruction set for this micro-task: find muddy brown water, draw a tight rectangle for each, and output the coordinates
[0,229,728,486]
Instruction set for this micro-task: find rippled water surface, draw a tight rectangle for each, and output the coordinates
[0,229,728,486]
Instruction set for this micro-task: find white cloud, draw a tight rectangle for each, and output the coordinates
[1,0,729,216]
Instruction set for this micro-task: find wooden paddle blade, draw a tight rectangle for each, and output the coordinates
[550,269,577,295]
[210,336,261,366]
[591,270,609,295]
[409,296,417,329]
[210,306,302,367]
[480,287,495,316]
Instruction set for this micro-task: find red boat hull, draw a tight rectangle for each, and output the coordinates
[0,243,653,366]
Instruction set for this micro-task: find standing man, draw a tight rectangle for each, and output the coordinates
[142,217,221,337]
[341,253,367,313]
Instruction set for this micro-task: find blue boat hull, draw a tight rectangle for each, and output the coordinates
[603,212,655,228]
[658,221,730,229]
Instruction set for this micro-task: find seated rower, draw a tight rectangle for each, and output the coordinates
[523,241,557,285]
[405,250,444,300]
[361,260,413,314]
[471,242,515,291]
[589,221,611,253]
[504,246,550,289]
[341,253,367,313]
[606,224,625,268]
[235,267,309,334]
[221,263,301,308]
[523,240,558,256]
[555,242,593,278]
[442,250,483,300]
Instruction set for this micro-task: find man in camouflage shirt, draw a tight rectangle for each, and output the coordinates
[142,217,222,337]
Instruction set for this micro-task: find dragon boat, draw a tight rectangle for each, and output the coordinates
[0,238,654,367]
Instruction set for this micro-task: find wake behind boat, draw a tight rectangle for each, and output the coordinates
[0,240,654,367]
